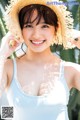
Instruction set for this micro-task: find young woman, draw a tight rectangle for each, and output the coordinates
[0,0,80,120]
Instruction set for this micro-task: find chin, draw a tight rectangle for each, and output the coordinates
[30,48,46,53]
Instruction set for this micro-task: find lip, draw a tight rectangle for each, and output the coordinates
[30,40,46,46]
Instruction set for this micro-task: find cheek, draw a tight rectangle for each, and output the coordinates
[45,30,56,45]
[45,28,55,39]
[22,29,30,40]
[46,32,54,41]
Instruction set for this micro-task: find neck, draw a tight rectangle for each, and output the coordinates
[25,48,54,64]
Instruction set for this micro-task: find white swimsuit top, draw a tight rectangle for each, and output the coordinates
[7,59,70,120]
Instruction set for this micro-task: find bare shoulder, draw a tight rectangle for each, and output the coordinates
[63,61,80,72]
[63,61,80,90]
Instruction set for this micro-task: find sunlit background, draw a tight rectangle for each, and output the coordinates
[0,0,80,120]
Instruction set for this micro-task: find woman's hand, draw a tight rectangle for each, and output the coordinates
[73,37,80,49]
[0,32,21,58]
[71,37,80,49]
[70,29,80,49]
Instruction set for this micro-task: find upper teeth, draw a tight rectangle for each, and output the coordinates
[32,41,43,44]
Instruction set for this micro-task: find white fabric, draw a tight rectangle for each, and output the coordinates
[7,59,70,120]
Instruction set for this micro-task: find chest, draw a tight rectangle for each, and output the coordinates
[7,61,69,109]
[8,72,69,107]
[7,77,69,120]
[17,63,61,96]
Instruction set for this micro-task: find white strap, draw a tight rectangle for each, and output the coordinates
[13,59,17,79]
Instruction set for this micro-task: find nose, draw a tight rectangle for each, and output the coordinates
[31,28,41,39]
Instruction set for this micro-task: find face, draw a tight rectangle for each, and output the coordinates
[22,10,56,53]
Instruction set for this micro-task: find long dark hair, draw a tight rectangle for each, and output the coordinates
[19,4,58,31]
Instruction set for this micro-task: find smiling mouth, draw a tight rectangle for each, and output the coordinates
[30,40,46,45]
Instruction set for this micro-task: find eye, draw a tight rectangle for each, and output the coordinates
[41,24,49,28]
[24,24,33,28]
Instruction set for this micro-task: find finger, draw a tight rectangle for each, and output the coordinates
[9,39,20,48]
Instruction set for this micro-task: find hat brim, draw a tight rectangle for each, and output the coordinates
[4,0,74,49]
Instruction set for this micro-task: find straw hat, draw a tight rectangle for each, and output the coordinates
[4,0,74,49]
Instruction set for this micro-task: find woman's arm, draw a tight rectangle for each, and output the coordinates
[71,63,80,91]
[0,54,7,97]
[0,32,20,97]
[73,31,80,90]
[65,62,80,91]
